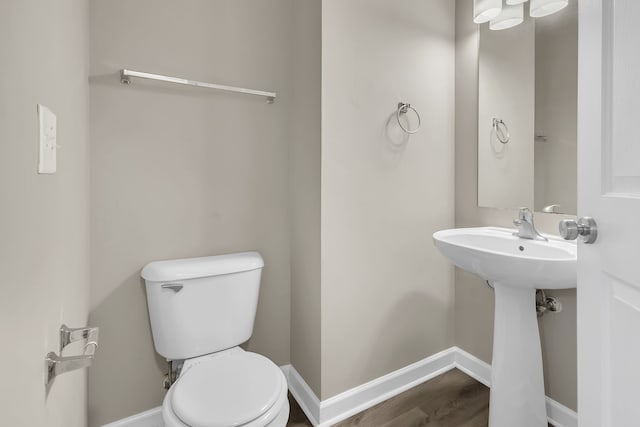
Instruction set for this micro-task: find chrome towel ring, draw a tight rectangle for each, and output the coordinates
[492,118,510,144]
[397,102,421,134]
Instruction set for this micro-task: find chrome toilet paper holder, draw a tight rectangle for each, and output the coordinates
[45,324,99,386]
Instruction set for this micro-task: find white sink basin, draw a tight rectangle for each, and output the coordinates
[433,227,576,289]
[433,227,577,427]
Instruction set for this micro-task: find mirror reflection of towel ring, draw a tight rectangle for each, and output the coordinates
[397,102,421,135]
[492,118,510,144]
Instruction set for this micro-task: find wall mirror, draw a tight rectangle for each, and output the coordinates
[477,1,578,215]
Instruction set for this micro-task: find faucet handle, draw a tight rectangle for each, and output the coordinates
[518,207,535,220]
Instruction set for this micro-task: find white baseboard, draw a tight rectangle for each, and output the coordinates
[452,346,491,387]
[104,348,577,427]
[287,347,577,427]
[102,407,163,427]
[545,396,579,427]
[286,348,457,427]
[319,347,456,426]
[282,365,321,425]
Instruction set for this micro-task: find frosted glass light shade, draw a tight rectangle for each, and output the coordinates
[490,3,524,30]
[506,0,528,4]
[474,0,502,24]
[530,0,569,17]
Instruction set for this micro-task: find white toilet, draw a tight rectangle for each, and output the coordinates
[142,252,289,427]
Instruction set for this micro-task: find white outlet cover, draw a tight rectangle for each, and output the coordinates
[37,104,57,174]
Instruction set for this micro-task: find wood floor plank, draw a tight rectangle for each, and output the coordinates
[332,369,489,427]
[286,368,550,427]
[378,407,430,427]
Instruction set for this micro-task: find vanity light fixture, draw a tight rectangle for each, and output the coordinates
[490,3,524,30]
[530,0,569,18]
[479,0,569,30]
[474,0,503,24]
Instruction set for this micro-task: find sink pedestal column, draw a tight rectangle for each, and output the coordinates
[489,282,547,427]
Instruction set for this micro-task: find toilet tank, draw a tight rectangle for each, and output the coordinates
[141,252,264,360]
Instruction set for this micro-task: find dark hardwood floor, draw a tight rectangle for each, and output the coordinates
[286,369,491,427]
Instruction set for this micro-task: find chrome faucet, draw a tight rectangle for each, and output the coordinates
[513,207,548,241]
[542,204,561,214]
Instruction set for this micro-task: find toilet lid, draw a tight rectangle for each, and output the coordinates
[171,352,284,427]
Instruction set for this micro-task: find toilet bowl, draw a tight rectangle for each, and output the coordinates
[141,252,289,427]
[162,348,289,427]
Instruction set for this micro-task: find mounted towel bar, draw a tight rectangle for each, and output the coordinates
[120,69,277,104]
[45,324,99,386]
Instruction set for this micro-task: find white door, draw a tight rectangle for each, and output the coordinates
[578,0,640,426]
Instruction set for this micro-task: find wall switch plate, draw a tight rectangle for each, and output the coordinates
[37,104,57,174]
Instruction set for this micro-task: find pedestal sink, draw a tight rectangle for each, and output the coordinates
[433,227,576,427]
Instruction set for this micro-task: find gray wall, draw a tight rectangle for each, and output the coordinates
[289,0,323,398]
[85,1,578,422]
[0,0,91,425]
[534,2,578,214]
[478,16,535,209]
[321,0,456,400]
[454,0,577,411]
[89,1,295,424]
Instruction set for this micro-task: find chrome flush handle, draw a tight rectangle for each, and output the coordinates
[559,217,598,244]
[161,283,184,292]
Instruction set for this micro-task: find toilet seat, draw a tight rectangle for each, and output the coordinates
[162,350,289,427]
